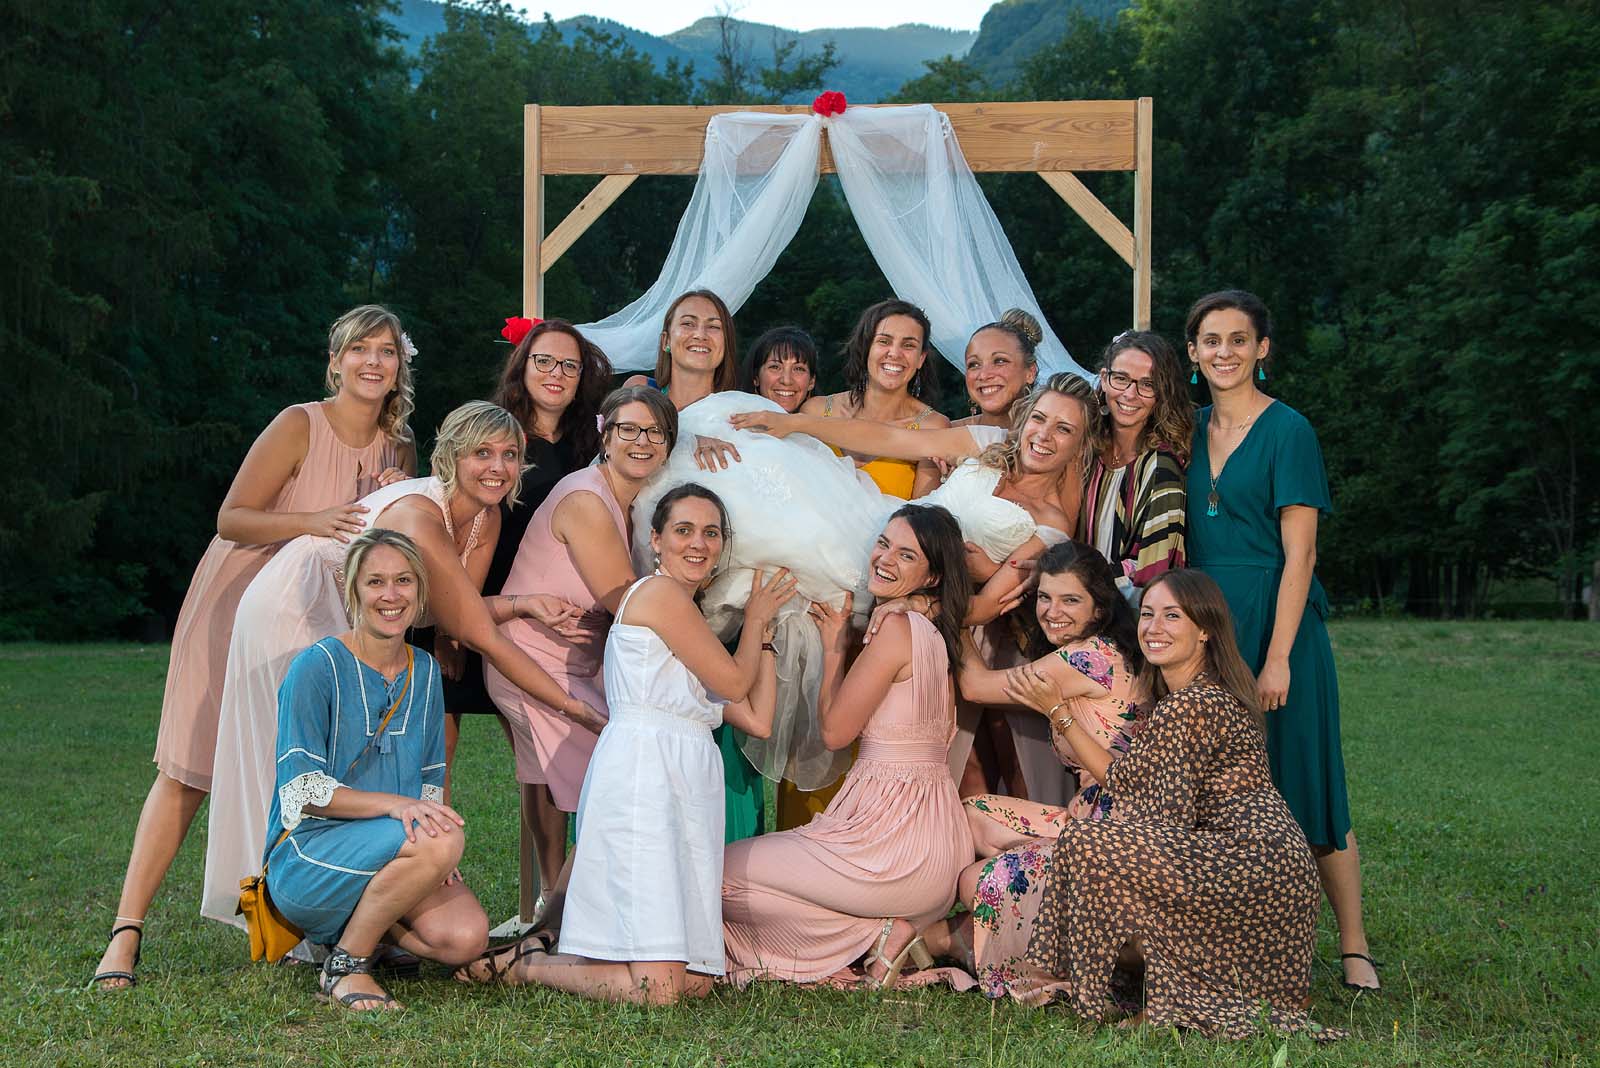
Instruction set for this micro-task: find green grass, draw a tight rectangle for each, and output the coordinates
[1,621,1596,1066]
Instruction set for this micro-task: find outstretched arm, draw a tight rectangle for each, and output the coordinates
[728,409,979,464]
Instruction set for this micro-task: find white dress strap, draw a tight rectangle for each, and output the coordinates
[614,574,657,624]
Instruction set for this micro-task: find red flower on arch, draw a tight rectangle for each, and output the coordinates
[811,90,847,118]
[501,316,542,345]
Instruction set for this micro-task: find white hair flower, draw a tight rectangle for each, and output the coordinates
[400,332,418,360]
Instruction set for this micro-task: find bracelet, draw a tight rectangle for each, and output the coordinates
[761,641,778,654]
[509,594,519,618]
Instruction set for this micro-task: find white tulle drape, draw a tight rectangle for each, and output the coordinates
[580,104,1085,380]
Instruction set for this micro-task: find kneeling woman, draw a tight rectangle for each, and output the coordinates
[459,485,798,1003]
[721,505,974,988]
[265,530,489,1012]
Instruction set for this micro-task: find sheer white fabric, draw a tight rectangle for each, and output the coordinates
[278,771,340,832]
[577,106,1085,380]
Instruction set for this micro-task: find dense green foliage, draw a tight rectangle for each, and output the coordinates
[3,0,1597,636]
[3,621,1595,1062]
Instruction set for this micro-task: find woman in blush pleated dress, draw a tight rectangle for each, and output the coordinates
[720,504,974,989]
[488,386,676,923]
[458,485,798,1004]
[265,530,488,1013]
[92,305,415,990]
[200,402,603,929]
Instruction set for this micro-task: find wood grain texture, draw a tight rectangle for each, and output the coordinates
[541,174,638,269]
[1133,96,1154,330]
[536,101,1139,176]
[1039,171,1134,267]
[523,104,544,319]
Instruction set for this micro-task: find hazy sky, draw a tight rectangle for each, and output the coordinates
[518,1,993,35]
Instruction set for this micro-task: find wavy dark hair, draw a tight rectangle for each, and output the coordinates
[888,503,970,671]
[1138,569,1263,727]
[654,289,738,394]
[492,319,612,465]
[843,299,940,407]
[1023,541,1142,671]
[739,325,818,399]
[1095,330,1195,463]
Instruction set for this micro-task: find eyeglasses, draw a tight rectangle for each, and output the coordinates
[611,421,667,444]
[529,353,582,378]
[1102,369,1157,399]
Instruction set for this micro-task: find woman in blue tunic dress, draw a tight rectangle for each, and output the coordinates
[265,529,490,1012]
[1182,289,1379,992]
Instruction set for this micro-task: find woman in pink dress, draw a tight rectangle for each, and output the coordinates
[488,386,678,918]
[200,402,603,929]
[92,305,415,989]
[720,504,974,987]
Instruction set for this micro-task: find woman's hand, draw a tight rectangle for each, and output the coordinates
[434,634,465,681]
[1002,663,1064,717]
[563,699,607,735]
[863,593,934,645]
[808,592,855,652]
[388,798,466,843]
[693,435,742,471]
[375,466,409,488]
[518,594,589,638]
[744,568,800,635]
[728,411,795,437]
[444,867,463,887]
[304,502,369,543]
[1257,656,1290,711]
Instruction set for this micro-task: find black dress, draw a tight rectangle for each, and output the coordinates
[413,433,582,715]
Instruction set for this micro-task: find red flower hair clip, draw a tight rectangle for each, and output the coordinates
[811,91,847,118]
[501,316,542,345]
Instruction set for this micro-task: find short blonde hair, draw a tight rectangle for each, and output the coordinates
[429,401,527,508]
[324,304,416,444]
[342,528,429,629]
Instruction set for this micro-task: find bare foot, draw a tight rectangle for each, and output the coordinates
[452,933,553,986]
[92,925,143,990]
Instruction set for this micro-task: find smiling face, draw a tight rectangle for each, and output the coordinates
[1101,347,1157,435]
[965,328,1036,416]
[1139,582,1209,675]
[662,295,725,374]
[522,329,582,419]
[454,433,521,510]
[756,349,816,413]
[1017,390,1087,475]
[352,543,419,638]
[650,496,726,586]
[1189,307,1269,393]
[1035,569,1099,646]
[867,516,935,599]
[867,313,927,395]
[330,328,400,403]
[603,400,670,482]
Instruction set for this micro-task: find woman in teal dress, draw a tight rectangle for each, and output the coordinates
[265,529,489,1011]
[1182,289,1380,992]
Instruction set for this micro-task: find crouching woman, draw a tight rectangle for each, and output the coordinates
[264,529,489,1012]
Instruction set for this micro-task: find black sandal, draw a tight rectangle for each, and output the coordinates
[452,931,553,986]
[317,946,398,1012]
[91,923,144,990]
[1340,951,1383,992]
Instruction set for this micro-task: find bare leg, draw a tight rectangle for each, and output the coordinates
[964,798,1035,859]
[443,713,461,803]
[480,951,712,1005]
[1316,831,1378,989]
[524,783,569,900]
[94,772,207,986]
[387,878,489,966]
[918,912,974,970]
[958,747,989,798]
[956,856,989,907]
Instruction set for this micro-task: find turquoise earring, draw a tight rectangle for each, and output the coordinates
[1257,364,1266,381]
[1189,367,1198,385]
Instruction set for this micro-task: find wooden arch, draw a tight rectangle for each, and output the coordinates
[500,99,1153,933]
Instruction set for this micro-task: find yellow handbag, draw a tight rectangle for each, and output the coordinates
[237,648,413,962]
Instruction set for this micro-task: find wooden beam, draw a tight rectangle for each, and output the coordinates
[1039,172,1133,268]
[1133,96,1153,330]
[537,101,1139,176]
[523,103,545,319]
[540,175,638,271]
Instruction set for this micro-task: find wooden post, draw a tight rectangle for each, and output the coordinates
[523,103,545,319]
[1133,96,1153,329]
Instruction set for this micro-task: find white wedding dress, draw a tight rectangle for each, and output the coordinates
[631,395,1058,790]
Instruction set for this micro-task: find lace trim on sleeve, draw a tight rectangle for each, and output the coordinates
[279,771,342,831]
[421,784,444,803]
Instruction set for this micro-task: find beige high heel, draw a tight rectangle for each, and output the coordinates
[865,919,935,989]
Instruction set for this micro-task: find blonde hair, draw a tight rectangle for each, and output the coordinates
[979,371,1103,481]
[429,401,526,508]
[324,304,415,444]
[342,528,429,629]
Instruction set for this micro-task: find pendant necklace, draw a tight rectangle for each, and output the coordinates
[1207,404,1263,518]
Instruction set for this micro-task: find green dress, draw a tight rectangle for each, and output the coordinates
[716,724,765,842]
[1187,402,1351,849]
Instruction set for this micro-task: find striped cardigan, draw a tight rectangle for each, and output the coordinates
[1081,446,1188,592]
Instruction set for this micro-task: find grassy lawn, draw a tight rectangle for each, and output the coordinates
[1,621,1595,1066]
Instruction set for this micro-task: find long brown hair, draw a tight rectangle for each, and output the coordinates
[1138,569,1262,724]
[324,304,415,444]
[889,503,970,671]
[654,289,738,394]
[1096,330,1194,462]
[843,299,940,407]
[1023,540,1142,671]
[492,319,612,465]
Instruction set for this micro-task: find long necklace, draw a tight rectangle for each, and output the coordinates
[442,497,486,562]
[1206,404,1263,518]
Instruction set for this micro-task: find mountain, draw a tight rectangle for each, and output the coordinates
[964,0,1128,86]
[381,1,976,103]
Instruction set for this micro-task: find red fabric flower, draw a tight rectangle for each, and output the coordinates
[501,316,541,345]
[811,90,847,117]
